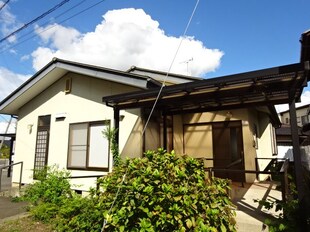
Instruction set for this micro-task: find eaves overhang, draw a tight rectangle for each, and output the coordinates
[0,58,161,115]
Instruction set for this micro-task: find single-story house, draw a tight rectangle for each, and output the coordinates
[1,30,309,193]
[0,58,200,191]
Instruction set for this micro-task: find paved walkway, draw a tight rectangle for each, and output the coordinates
[232,181,282,232]
[0,196,29,223]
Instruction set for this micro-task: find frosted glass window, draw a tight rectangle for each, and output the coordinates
[71,124,88,146]
[68,121,110,170]
[88,124,109,168]
[69,146,87,167]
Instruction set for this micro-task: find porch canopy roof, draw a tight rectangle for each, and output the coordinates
[103,62,309,126]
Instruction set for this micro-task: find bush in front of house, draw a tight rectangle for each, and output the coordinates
[96,149,236,232]
[19,166,74,223]
[19,150,236,231]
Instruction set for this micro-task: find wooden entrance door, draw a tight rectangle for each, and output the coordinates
[212,121,245,182]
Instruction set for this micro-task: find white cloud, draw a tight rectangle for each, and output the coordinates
[34,24,81,50]
[20,54,30,61]
[275,90,310,113]
[31,8,224,76]
[0,67,30,101]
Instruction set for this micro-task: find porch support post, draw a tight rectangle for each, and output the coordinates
[7,136,15,178]
[163,114,167,150]
[289,99,307,230]
[114,108,120,147]
[289,100,305,198]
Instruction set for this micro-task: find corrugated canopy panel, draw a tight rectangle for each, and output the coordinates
[103,62,309,116]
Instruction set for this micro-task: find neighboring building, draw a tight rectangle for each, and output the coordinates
[279,104,310,126]
[277,105,310,163]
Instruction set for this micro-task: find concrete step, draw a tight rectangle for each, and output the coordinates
[0,169,12,192]
[0,183,23,197]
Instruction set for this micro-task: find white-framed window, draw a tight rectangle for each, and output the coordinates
[67,120,110,171]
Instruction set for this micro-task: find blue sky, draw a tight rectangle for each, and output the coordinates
[0,0,310,130]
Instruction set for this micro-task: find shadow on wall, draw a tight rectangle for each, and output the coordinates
[278,146,310,171]
[301,146,310,171]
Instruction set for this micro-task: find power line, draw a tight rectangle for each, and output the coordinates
[0,0,105,54]
[141,0,200,137]
[29,0,105,40]
[0,0,71,44]
[0,0,10,12]
[3,0,87,46]
[101,1,201,230]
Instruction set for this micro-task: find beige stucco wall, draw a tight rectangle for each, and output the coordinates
[13,73,141,191]
[120,110,143,158]
[253,110,277,181]
[171,109,275,183]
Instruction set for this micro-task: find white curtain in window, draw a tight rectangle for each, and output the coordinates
[88,124,109,168]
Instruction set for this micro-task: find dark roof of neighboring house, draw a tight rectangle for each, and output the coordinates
[276,124,308,144]
[127,66,202,85]
[103,62,309,128]
[276,124,303,136]
[0,58,163,115]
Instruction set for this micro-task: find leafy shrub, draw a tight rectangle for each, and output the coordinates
[18,150,236,231]
[19,166,74,222]
[97,149,236,231]
[22,166,72,205]
[102,126,120,166]
[53,194,103,232]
